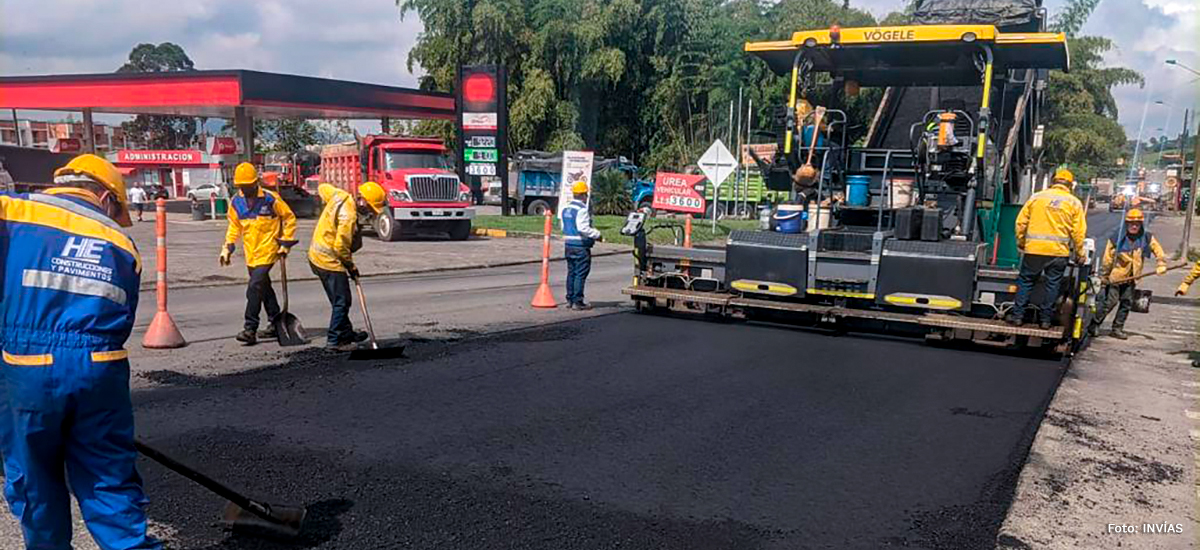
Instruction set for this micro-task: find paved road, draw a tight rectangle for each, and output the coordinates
[0,212,1128,549]
[129,313,1063,550]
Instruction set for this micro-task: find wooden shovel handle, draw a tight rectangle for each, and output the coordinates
[804,107,827,165]
[1107,262,1188,285]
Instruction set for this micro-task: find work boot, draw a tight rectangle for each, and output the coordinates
[235,329,257,345]
[325,341,359,353]
[1039,319,1053,330]
[1005,313,1024,327]
[258,327,278,340]
[351,330,369,343]
[573,302,594,311]
[1109,327,1129,340]
[1087,323,1100,337]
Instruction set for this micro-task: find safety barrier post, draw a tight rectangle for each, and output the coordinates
[209,193,216,219]
[531,209,558,308]
[143,198,188,348]
[684,216,693,248]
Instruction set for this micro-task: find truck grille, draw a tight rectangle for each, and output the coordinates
[407,175,460,202]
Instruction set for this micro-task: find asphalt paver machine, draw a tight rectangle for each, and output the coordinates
[624,15,1096,355]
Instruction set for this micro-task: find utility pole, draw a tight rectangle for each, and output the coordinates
[1180,115,1198,260]
[11,109,20,147]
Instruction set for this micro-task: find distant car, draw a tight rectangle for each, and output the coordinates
[186,183,225,201]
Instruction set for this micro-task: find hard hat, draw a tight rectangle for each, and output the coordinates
[359,181,386,215]
[233,162,260,186]
[571,181,589,195]
[1125,208,1145,223]
[52,153,132,227]
[1053,168,1075,184]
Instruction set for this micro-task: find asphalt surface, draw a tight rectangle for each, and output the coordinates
[123,312,1066,550]
[1,211,1127,549]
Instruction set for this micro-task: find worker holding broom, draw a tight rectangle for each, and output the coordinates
[219,162,298,346]
[308,181,386,351]
[0,154,162,549]
[1090,208,1167,340]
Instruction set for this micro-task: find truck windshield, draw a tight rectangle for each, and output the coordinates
[384,150,451,171]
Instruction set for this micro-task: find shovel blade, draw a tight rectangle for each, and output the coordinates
[348,342,406,361]
[223,500,307,539]
[274,312,307,347]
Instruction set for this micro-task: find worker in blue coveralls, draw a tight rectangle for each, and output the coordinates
[0,153,161,549]
[560,181,603,310]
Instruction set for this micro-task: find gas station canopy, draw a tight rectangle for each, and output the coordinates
[0,69,455,120]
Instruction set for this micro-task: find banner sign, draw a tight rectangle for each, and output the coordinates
[652,172,706,214]
[116,150,203,164]
[557,150,595,218]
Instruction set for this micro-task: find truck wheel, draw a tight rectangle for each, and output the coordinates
[376,208,402,242]
[526,199,552,217]
[449,220,471,241]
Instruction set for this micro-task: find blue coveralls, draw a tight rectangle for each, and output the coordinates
[0,190,160,549]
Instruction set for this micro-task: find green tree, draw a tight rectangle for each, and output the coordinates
[253,120,320,153]
[117,43,198,149]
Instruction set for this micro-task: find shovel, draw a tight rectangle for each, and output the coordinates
[274,258,307,346]
[793,106,826,188]
[134,438,307,539]
[349,274,406,360]
[1106,262,1189,285]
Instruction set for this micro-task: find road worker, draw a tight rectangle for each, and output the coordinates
[1175,260,1200,298]
[219,162,298,345]
[1090,208,1166,339]
[308,181,386,351]
[1009,168,1088,329]
[561,181,603,310]
[0,154,162,549]
[1175,260,1200,367]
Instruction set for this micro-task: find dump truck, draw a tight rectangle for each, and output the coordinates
[510,150,654,216]
[320,135,474,241]
[261,151,320,218]
[623,5,1097,355]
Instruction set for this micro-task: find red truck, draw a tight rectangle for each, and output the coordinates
[319,135,474,241]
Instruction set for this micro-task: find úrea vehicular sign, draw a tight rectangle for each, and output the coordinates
[651,173,706,214]
[116,150,203,164]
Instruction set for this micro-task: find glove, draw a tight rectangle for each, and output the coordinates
[1075,253,1088,265]
[1156,265,1167,276]
[347,264,360,280]
[1177,283,1190,297]
[218,248,232,267]
[277,246,289,258]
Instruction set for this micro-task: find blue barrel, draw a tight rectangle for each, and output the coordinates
[846,175,871,207]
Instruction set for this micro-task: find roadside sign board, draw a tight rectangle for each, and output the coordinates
[652,172,706,214]
[464,148,499,163]
[557,151,595,218]
[465,163,497,176]
[698,139,736,189]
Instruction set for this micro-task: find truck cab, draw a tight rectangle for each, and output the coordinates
[320,135,474,241]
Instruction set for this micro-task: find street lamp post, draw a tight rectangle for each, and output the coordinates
[1166,59,1200,78]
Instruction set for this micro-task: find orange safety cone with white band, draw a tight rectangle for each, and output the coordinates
[143,198,187,348]
[531,210,558,308]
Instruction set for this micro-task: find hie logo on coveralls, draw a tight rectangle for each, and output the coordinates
[61,237,105,264]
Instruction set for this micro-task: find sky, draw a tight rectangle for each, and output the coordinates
[0,0,1196,142]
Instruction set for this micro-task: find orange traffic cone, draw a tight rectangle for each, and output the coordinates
[532,210,558,309]
[143,199,188,348]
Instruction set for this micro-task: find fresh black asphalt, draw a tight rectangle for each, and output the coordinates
[131,312,1065,550]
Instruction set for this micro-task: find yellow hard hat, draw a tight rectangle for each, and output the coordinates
[359,181,386,215]
[233,162,259,185]
[1125,208,1145,223]
[571,181,589,195]
[53,153,132,227]
[1053,168,1074,184]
